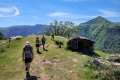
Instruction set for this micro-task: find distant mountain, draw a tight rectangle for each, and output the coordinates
[114,22,120,25]
[78,16,120,53]
[82,16,111,24]
[0,24,49,38]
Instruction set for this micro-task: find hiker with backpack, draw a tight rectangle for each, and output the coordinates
[35,37,41,53]
[51,34,54,41]
[22,41,34,77]
[41,35,46,50]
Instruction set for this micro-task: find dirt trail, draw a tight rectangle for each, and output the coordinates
[29,55,61,80]
[26,45,56,80]
[23,44,79,80]
[28,53,47,80]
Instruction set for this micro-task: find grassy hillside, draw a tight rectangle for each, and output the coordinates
[0,36,109,80]
[78,16,120,53]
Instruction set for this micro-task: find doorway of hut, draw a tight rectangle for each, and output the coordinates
[78,41,83,51]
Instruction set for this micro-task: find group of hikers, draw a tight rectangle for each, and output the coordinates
[36,35,46,53]
[22,35,54,77]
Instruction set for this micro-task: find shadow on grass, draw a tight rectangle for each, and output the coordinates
[78,50,100,57]
[25,72,40,80]
[26,76,38,80]
[43,49,48,51]
[53,40,63,48]
[37,51,42,54]
[66,47,100,57]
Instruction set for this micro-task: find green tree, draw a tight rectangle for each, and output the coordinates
[0,32,4,40]
[50,20,79,38]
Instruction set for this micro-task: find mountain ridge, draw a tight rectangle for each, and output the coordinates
[0,24,49,38]
[0,16,120,53]
[78,16,120,53]
[82,16,111,24]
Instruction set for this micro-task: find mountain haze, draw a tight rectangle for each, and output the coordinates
[0,24,48,38]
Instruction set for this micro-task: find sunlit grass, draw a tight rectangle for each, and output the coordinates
[0,35,109,80]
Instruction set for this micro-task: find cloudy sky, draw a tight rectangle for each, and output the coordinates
[0,0,120,27]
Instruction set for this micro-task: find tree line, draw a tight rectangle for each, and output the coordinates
[0,32,4,40]
[0,20,80,40]
[46,20,79,39]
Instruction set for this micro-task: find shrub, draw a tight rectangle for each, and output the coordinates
[54,40,63,48]
[85,57,120,80]
[0,47,5,53]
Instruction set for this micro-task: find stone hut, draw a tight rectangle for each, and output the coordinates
[67,37,95,51]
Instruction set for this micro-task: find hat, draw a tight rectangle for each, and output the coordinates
[26,41,30,46]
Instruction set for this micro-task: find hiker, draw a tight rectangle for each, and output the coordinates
[9,37,11,43]
[51,34,54,40]
[41,35,46,50]
[22,41,34,77]
[8,37,11,47]
[35,37,40,53]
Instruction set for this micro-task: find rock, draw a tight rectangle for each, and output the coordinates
[112,62,120,66]
[93,58,101,66]
[114,58,120,63]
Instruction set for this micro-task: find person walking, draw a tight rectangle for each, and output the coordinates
[51,34,54,41]
[22,41,34,77]
[41,35,46,50]
[35,37,41,53]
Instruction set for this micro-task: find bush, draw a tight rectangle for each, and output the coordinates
[0,48,5,53]
[55,40,63,48]
[85,58,120,80]
[95,67,120,80]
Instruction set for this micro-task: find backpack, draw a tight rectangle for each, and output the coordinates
[24,46,32,58]
[42,38,46,43]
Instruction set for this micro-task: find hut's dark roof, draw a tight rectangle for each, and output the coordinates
[69,37,95,43]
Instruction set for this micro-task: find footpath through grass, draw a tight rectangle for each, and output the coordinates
[0,35,108,80]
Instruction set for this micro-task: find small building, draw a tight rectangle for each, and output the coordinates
[67,37,95,51]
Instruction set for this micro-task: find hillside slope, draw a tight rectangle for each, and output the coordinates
[78,16,120,53]
[0,36,108,80]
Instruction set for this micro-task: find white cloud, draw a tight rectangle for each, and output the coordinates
[47,10,120,20]
[0,6,20,17]
[64,0,88,2]
[98,9,120,17]
[48,12,71,17]
[47,12,97,19]
[0,7,13,12]
[13,7,20,16]
[71,15,97,19]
